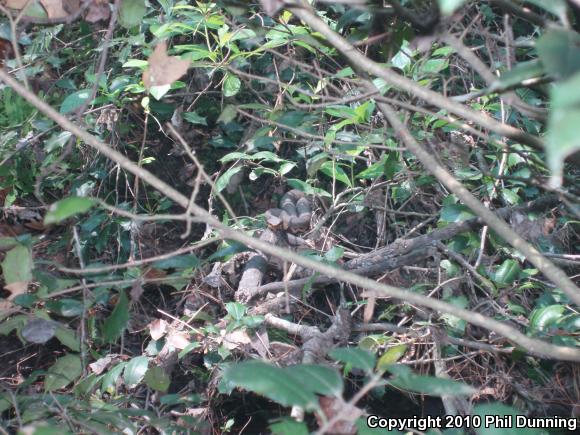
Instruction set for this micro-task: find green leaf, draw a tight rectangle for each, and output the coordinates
[528,304,566,333]
[270,418,309,435]
[215,166,243,192]
[493,259,521,286]
[153,254,200,269]
[319,161,352,187]
[324,246,344,263]
[44,197,96,225]
[438,0,468,15]
[124,356,149,387]
[119,0,146,29]
[182,111,208,125]
[536,30,580,79]
[44,354,82,391]
[149,84,171,100]
[223,74,241,97]
[286,179,332,198]
[45,299,84,317]
[0,315,27,335]
[102,362,127,393]
[440,204,475,222]
[60,89,91,114]
[377,344,408,371]
[2,244,33,284]
[286,364,343,396]
[122,59,149,68]
[357,418,402,435]
[222,361,319,410]
[545,72,580,187]
[144,366,170,392]
[329,347,376,373]
[387,364,476,396]
[102,291,129,344]
[54,326,80,352]
[225,301,246,320]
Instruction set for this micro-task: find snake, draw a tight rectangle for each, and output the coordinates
[263,189,312,234]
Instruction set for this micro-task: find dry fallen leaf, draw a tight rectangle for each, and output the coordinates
[222,329,251,350]
[0,300,14,313]
[4,0,31,9]
[142,41,191,89]
[149,318,167,340]
[85,0,110,23]
[39,0,69,19]
[89,355,115,374]
[4,281,28,300]
[166,332,190,349]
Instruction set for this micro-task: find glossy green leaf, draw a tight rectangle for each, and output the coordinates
[102,291,129,344]
[124,356,149,387]
[270,418,309,435]
[2,244,32,284]
[528,304,566,333]
[44,354,82,391]
[286,364,343,396]
[215,166,243,192]
[536,30,580,79]
[44,197,96,225]
[474,403,542,435]
[182,111,208,125]
[60,89,91,114]
[377,344,408,370]
[319,161,352,187]
[119,0,147,29]
[493,259,521,286]
[102,362,127,393]
[329,347,376,373]
[357,418,402,435]
[324,246,344,263]
[54,326,81,352]
[45,299,84,317]
[144,366,170,392]
[440,204,475,222]
[223,74,241,97]
[545,72,580,187]
[225,301,246,320]
[388,364,476,396]
[222,361,319,410]
[153,254,199,269]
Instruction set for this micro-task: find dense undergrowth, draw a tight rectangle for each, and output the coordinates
[0,0,579,434]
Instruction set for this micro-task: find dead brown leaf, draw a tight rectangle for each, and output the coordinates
[0,299,15,313]
[142,41,190,89]
[316,396,362,435]
[363,295,375,324]
[4,281,28,300]
[4,0,31,9]
[222,329,251,350]
[149,318,167,340]
[85,0,110,23]
[39,0,68,19]
[166,332,190,349]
